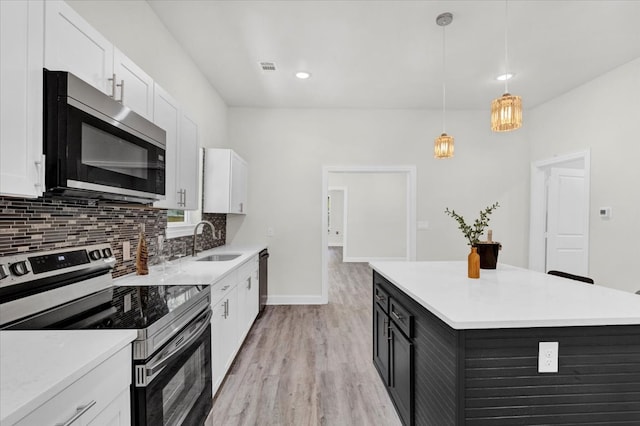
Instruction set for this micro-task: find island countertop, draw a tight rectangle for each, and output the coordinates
[369,261,640,330]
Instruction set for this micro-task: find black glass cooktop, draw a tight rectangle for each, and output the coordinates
[110,285,207,329]
[3,284,208,331]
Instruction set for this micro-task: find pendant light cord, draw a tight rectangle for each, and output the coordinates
[504,0,509,94]
[442,22,447,133]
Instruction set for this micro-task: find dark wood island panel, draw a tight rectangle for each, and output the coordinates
[373,271,640,426]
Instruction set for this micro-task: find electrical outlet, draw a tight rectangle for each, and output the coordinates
[122,241,131,261]
[538,341,559,373]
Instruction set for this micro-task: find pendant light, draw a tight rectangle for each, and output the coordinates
[491,0,522,132]
[434,12,454,159]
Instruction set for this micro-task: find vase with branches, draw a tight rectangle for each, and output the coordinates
[445,202,500,278]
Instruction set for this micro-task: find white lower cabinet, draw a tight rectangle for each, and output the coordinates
[15,345,132,426]
[210,254,260,396]
[211,284,238,394]
[237,256,260,340]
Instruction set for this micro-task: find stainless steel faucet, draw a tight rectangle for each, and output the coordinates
[192,220,216,256]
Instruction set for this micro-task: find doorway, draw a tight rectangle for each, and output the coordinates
[321,166,417,304]
[529,151,590,275]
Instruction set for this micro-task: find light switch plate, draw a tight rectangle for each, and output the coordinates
[538,341,559,373]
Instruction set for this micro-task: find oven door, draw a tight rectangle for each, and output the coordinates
[133,308,212,426]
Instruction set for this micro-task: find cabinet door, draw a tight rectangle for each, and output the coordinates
[229,152,248,214]
[44,0,114,96]
[178,114,199,210]
[85,388,131,426]
[153,84,180,209]
[222,285,239,371]
[113,48,154,121]
[373,303,390,385]
[389,324,413,426]
[211,297,227,394]
[0,0,44,198]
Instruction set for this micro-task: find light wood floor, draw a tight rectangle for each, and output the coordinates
[205,247,401,426]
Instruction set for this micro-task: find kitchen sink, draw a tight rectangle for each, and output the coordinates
[196,254,242,262]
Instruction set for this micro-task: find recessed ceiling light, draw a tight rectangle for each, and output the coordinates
[295,71,311,79]
[496,73,514,81]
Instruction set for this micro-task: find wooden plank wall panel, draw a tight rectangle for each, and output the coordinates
[464,326,640,426]
[375,272,459,426]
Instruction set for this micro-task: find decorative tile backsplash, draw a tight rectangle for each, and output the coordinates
[0,195,225,278]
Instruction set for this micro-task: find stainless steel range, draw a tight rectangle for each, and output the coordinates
[0,244,212,426]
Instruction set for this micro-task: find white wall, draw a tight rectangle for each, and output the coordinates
[328,172,407,261]
[226,108,530,300]
[67,0,227,149]
[528,57,640,293]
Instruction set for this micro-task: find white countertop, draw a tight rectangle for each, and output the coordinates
[115,244,266,286]
[370,261,640,330]
[0,330,137,425]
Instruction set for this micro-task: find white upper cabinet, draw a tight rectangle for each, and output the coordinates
[44,0,113,95]
[113,48,154,121]
[153,84,180,210]
[179,114,200,210]
[0,0,45,198]
[153,84,200,210]
[45,1,153,120]
[203,149,248,214]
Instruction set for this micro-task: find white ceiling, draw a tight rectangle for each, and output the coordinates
[147,0,640,110]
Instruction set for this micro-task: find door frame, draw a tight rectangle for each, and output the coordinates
[529,150,590,272]
[327,186,348,250]
[321,165,417,304]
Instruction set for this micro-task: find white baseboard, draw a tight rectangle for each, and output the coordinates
[342,256,407,263]
[266,295,327,305]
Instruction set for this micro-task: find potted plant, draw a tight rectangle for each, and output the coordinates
[444,202,500,277]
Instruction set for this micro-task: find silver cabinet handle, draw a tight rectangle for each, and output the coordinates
[375,294,385,302]
[224,299,229,318]
[109,73,117,98]
[239,202,244,213]
[118,78,124,103]
[383,318,388,337]
[55,400,97,426]
[247,277,251,290]
[34,155,45,188]
[108,74,124,102]
[391,310,402,321]
[221,285,230,291]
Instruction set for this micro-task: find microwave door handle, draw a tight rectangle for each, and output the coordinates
[144,309,212,377]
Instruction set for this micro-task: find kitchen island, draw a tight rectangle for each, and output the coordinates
[370,261,640,426]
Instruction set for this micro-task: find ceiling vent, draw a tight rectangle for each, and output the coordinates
[259,61,277,72]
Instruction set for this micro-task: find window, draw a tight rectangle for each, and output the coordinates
[166,209,202,238]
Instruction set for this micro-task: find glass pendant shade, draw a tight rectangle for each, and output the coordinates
[491,93,522,132]
[434,133,454,158]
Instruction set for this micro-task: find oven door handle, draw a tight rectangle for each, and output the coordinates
[145,309,212,377]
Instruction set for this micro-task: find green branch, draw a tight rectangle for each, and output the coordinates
[444,202,500,246]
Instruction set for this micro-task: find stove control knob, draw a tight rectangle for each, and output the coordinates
[0,264,9,280]
[10,261,30,276]
[102,248,113,258]
[89,249,102,261]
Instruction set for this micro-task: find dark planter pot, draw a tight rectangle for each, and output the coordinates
[474,242,501,269]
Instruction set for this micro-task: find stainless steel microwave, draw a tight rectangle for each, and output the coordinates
[44,69,166,203]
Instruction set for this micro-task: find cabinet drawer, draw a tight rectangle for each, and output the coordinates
[210,272,237,307]
[374,283,390,313]
[16,344,131,426]
[389,297,413,338]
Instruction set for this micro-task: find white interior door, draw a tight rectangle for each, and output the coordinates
[546,167,588,275]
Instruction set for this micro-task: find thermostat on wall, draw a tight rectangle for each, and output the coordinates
[599,207,612,219]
